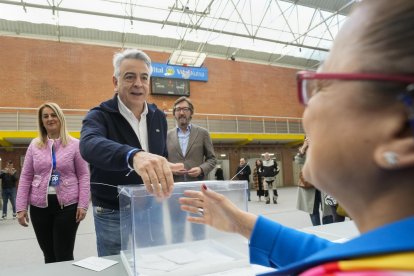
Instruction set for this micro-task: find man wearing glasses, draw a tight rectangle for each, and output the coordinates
[167,96,217,243]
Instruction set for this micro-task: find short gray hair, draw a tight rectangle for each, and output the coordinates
[112,49,153,79]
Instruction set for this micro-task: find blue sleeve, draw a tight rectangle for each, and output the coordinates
[161,113,168,158]
[80,109,138,171]
[249,216,334,268]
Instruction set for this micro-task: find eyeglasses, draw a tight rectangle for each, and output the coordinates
[174,107,191,113]
[296,71,414,105]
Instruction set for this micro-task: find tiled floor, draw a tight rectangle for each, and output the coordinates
[0,186,313,269]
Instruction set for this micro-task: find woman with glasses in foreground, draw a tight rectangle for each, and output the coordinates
[180,0,414,274]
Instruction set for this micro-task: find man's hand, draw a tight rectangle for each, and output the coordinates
[133,151,184,197]
[187,167,202,177]
[5,168,16,175]
[173,169,189,176]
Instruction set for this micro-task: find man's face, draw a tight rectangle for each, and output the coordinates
[239,159,246,166]
[174,101,192,128]
[113,59,150,112]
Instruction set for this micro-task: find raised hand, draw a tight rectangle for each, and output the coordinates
[179,184,257,239]
[133,151,184,198]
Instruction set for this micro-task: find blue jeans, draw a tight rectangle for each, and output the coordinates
[2,187,16,215]
[93,206,122,257]
[93,200,166,257]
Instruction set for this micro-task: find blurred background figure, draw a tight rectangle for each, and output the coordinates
[295,138,337,225]
[214,165,224,180]
[252,159,264,202]
[262,153,279,204]
[0,160,19,219]
[235,158,251,201]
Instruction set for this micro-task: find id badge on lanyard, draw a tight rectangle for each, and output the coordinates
[50,145,60,187]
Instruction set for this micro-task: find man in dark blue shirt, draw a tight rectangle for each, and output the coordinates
[80,49,182,256]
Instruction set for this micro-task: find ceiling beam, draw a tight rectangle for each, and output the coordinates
[0,0,330,53]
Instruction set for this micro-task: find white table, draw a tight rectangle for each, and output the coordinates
[1,221,358,276]
[301,220,359,242]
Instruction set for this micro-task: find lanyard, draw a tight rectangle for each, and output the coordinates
[52,145,56,171]
[49,144,60,187]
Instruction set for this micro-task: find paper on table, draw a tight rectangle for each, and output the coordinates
[138,259,180,272]
[72,256,118,272]
[159,248,199,264]
[197,250,235,263]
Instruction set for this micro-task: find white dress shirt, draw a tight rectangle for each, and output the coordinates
[176,124,192,156]
[117,95,149,152]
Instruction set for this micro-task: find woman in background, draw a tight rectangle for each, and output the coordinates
[252,159,264,202]
[295,138,334,225]
[16,102,90,263]
[180,0,414,274]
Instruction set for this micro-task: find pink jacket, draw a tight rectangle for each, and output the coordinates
[16,137,90,211]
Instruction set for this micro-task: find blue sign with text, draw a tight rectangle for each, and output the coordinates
[151,62,208,82]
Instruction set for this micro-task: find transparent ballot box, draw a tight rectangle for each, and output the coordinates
[118,180,249,276]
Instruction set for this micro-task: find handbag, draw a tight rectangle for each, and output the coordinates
[298,171,313,188]
[324,194,338,206]
[336,204,349,218]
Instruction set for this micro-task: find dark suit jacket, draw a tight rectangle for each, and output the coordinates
[167,124,217,182]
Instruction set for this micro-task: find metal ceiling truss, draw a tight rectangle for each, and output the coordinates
[0,0,357,69]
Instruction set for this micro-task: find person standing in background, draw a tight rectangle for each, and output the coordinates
[235,158,251,201]
[262,152,279,204]
[80,49,183,256]
[295,138,336,225]
[167,96,217,243]
[214,165,224,180]
[16,102,90,263]
[252,159,264,202]
[0,160,19,219]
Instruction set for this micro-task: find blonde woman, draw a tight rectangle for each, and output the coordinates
[16,102,90,263]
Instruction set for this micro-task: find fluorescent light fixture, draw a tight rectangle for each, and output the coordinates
[261,153,275,156]
[220,154,226,157]
[168,50,206,67]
